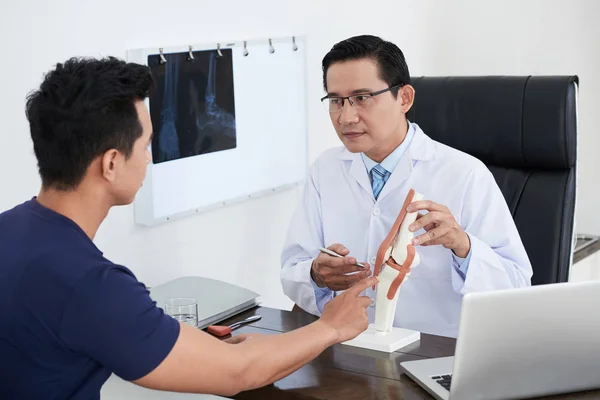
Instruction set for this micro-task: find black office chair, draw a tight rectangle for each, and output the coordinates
[407,76,578,285]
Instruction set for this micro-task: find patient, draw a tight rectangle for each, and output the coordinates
[0,56,378,399]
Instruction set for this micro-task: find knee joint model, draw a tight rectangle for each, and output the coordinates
[373,189,423,333]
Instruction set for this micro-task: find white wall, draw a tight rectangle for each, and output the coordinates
[571,252,600,282]
[1,0,599,310]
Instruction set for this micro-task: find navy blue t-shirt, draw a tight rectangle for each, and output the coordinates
[0,199,180,399]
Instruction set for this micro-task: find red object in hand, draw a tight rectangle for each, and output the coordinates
[207,315,262,337]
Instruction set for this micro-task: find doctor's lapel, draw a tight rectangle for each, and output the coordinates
[341,150,373,198]
[376,154,412,201]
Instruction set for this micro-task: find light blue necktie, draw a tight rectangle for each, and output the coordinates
[371,164,389,199]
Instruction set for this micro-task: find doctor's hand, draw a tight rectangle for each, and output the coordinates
[406,200,471,258]
[310,243,372,291]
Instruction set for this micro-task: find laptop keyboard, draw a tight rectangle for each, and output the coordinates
[431,374,452,391]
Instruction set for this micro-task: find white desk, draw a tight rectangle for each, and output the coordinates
[101,374,227,400]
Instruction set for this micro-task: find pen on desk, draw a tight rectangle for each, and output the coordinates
[319,247,367,268]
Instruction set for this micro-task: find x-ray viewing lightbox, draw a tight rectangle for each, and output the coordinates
[127,36,308,226]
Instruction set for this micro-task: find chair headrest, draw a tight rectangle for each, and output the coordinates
[406,76,578,169]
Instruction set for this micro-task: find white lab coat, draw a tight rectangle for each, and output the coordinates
[280,123,532,338]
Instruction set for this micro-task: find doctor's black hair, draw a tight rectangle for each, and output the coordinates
[25,56,154,191]
[321,35,410,98]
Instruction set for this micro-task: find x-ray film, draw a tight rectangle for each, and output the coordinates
[148,49,237,164]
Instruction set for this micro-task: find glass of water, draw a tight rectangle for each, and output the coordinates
[165,298,198,327]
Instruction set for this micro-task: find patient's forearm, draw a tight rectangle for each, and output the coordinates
[234,320,337,390]
[133,320,338,396]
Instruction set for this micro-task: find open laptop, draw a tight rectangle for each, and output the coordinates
[400,281,600,400]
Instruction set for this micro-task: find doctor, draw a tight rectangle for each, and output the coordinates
[280,35,533,338]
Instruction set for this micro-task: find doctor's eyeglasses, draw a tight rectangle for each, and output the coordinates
[320,84,402,114]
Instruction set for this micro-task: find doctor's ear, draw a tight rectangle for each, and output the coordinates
[398,84,415,113]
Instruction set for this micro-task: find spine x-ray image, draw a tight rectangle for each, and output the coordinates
[148,48,237,164]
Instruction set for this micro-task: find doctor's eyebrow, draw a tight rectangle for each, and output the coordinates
[326,88,375,97]
[350,88,375,95]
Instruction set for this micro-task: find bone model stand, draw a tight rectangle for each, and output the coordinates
[342,189,423,352]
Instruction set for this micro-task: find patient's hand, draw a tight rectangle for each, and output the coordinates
[311,244,371,291]
[319,275,379,342]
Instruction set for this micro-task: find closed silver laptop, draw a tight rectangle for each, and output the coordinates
[400,281,600,399]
